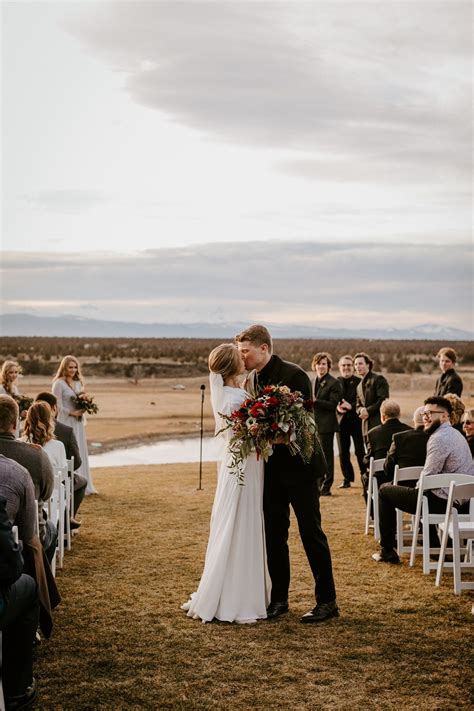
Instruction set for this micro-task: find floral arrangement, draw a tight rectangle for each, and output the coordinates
[14,395,34,418]
[218,384,316,483]
[71,392,99,415]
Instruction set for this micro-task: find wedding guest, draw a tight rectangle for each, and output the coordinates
[0,360,23,436]
[35,391,86,522]
[354,352,390,439]
[0,452,60,640]
[366,399,412,464]
[0,495,39,710]
[236,325,338,623]
[52,356,97,495]
[383,406,429,484]
[443,393,465,434]
[336,355,366,489]
[311,352,343,496]
[433,347,463,397]
[372,397,474,564]
[0,395,57,564]
[462,408,474,456]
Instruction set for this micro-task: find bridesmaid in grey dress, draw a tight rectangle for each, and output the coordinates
[0,360,23,437]
[52,355,97,494]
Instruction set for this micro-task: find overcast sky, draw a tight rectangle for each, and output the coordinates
[1,1,472,331]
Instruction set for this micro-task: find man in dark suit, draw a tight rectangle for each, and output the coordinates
[236,325,337,624]
[354,352,390,436]
[336,355,367,489]
[433,347,463,397]
[311,352,343,496]
[366,400,412,463]
[383,406,429,485]
[35,392,86,523]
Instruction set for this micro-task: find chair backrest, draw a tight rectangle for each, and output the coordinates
[12,525,18,544]
[419,472,473,493]
[370,457,385,474]
[394,465,424,484]
[66,457,75,475]
[445,480,474,513]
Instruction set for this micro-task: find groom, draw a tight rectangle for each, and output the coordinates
[236,325,338,623]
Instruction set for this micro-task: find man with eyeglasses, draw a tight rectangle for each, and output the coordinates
[372,396,474,564]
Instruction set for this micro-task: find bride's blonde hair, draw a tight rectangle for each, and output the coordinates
[208,344,242,380]
[53,355,84,384]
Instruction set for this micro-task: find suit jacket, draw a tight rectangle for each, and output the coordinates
[367,419,412,462]
[313,374,343,434]
[0,494,24,589]
[54,420,82,470]
[356,371,390,431]
[337,375,361,427]
[249,354,325,479]
[434,369,463,397]
[384,426,430,481]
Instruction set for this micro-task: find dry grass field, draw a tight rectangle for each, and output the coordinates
[35,462,473,710]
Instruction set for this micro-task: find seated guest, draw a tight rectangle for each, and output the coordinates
[311,352,343,496]
[366,399,412,464]
[372,397,474,564]
[0,395,57,564]
[462,408,474,456]
[0,495,39,710]
[0,453,60,639]
[383,406,429,485]
[443,393,465,434]
[433,347,463,397]
[35,391,86,524]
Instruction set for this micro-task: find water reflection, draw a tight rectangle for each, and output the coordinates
[89,436,219,468]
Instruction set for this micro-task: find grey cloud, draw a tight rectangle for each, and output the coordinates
[20,190,109,215]
[2,242,471,328]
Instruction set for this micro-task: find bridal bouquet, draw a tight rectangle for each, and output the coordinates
[71,392,99,415]
[219,385,316,483]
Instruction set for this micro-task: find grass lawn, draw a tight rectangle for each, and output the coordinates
[36,462,473,710]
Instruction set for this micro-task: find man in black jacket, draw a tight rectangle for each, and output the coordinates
[366,400,412,463]
[311,352,343,496]
[354,352,390,436]
[236,325,337,624]
[383,406,429,485]
[0,495,39,709]
[336,355,367,489]
[433,347,463,397]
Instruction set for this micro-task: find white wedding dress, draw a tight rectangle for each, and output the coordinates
[181,379,270,623]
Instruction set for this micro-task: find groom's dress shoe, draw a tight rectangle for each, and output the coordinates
[266,601,289,619]
[301,600,339,623]
[338,481,351,489]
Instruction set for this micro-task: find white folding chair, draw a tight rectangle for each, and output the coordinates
[435,481,474,594]
[47,468,67,573]
[393,465,424,556]
[364,458,385,540]
[409,473,473,574]
[66,457,75,539]
[11,525,19,544]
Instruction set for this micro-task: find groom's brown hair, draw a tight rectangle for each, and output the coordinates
[235,325,272,353]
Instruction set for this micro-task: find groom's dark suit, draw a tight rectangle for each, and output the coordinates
[251,355,336,605]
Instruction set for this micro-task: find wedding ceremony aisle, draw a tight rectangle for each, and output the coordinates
[36,463,473,709]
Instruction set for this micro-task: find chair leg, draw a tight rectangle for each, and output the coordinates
[373,479,380,541]
[364,473,373,535]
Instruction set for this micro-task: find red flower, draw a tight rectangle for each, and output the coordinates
[271,422,280,431]
[262,386,274,394]
[250,403,266,417]
[266,396,279,406]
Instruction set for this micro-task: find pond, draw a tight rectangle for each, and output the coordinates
[89,436,220,468]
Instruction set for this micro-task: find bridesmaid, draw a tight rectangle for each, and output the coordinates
[52,355,97,495]
[0,360,23,436]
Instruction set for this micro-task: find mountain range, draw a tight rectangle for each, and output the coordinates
[0,313,472,340]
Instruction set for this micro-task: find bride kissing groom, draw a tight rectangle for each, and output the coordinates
[182,324,338,624]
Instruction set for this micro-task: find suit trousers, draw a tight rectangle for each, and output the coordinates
[263,469,336,605]
[319,433,336,494]
[338,418,366,483]
[0,573,39,697]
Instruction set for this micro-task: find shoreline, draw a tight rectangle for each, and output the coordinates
[87,429,215,455]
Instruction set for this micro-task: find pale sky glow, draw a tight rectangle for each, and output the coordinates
[1,1,472,332]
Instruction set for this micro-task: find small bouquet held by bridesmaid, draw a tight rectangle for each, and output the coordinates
[14,395,34,419]
[219,384,316,483]
[71,392,99,415]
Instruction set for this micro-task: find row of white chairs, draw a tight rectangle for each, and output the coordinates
[37,457,75,577]
[365,457,474,595]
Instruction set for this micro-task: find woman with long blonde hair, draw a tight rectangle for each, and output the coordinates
[52,355,96,494]
[0,360,23,436]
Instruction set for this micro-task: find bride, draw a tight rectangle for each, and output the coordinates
[181,343,270,623]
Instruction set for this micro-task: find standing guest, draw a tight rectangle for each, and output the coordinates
[372,397,474,564]
[35,392,86,523]
[383,406,429,484]
[0,396,57,564]
[354,352,390,437]
[0,495,39,710]
[52,355,97,495]
[462,408,474,456]
[336,355,366,489]
[366,399,412,464]
[443,393,465,434]
[0,360,23,437]
[433,347,463,397]
[236,325,338,623]
[311,352,343,496]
